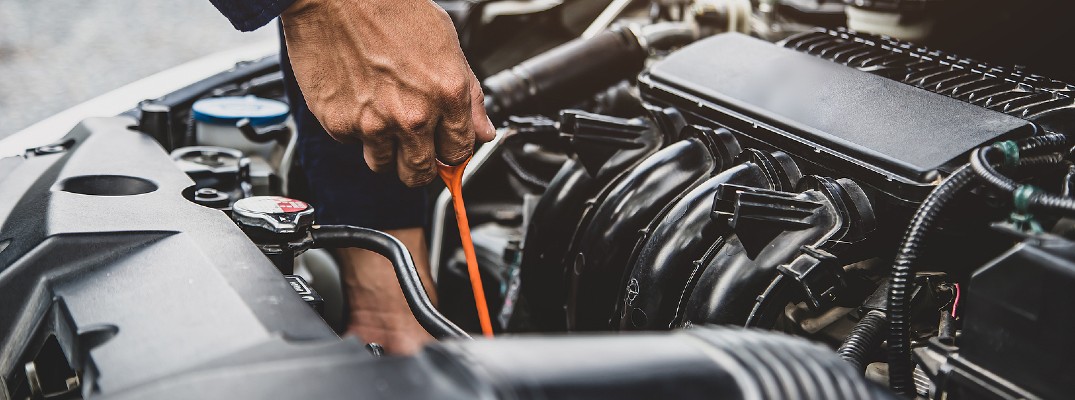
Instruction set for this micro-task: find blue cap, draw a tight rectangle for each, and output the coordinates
[192,96,289,127]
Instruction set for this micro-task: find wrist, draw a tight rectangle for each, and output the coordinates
[281,0,325,23]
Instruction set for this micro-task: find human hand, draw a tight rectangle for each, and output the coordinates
[281,0,496,186]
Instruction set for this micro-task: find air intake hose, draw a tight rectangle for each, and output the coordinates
[427,326,897,399]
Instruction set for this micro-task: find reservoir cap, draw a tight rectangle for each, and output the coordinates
[192,96,289,126]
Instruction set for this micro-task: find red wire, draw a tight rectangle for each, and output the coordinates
[951,283,961,318]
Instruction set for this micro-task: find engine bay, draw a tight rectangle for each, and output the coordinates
[2,0,1074,399]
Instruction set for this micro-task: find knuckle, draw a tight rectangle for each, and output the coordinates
[397,109,431,133]
[404,150,434,169]
[441,112,470,133]
[359,117,388,137]
[364,144,394,169]
[402,168,436,187]
[321,114,350,137]
[439,74,470,100]
[441,146,471,164]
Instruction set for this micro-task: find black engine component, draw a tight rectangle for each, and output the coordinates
[0,116,896,400]
[945,232,1075,399]
[617,149,802,331]
[483,26,647,118]
[567,126,742,330]
[639,32,1035,203]
[483,23,697,120]
[682,176,875,326]
[95,327,896,400]
[171,146,251,209]
[520,110,665,331]
[508,25,1074,399]
[7,3,1075,398]
[782,28,1075,133]
[0,118,336,400]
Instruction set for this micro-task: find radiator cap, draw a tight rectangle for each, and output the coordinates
[232,196,314,235]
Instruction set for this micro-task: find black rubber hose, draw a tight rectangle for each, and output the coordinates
[972,143,1075,217]
[970,146,1019,192]
[1029,191,1075,216]
[838,310,888,372]
[1017,133,1067,154]
[428,326,898,400]
[482,22,696,119]
[971,148,1067,191]
[482,26,645,118]
[886,165,976,395]
[887,134,1068,395]
[309,225,471,340]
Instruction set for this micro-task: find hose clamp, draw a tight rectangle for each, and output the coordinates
[992,140,1020,168]
[1011,185,1044,233]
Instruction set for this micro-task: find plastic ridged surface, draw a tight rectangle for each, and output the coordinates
[687,328,894,399]
[781,28,1075,121]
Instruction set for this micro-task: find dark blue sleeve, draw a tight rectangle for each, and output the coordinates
[208,0,297,32]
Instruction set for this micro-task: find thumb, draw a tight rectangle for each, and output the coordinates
[469,73,496,143]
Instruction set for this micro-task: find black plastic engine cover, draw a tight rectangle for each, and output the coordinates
[639,33,1036,203]
[0,118,336,398]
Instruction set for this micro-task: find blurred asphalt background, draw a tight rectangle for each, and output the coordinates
[0,1,276,139]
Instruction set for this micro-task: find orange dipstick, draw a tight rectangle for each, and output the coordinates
[437,158,494,337]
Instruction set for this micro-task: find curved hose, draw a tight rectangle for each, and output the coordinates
[886,165,976,395]
[971,140,1075,217]
[310,225,471,340]
[838,310,888,372]
[888,133,1068,395]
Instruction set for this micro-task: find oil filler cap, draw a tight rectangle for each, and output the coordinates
[232,196,315,237]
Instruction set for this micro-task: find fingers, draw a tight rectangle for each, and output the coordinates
[469,72,497,143]
[434,71,495,167]
[396,113,438,187]
[435,78,475,166]
[352,68,494,186]
[363,133,397,174]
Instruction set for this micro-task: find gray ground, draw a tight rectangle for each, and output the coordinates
[0,1,276,138]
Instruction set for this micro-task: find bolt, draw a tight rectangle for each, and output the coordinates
[33,144,66,155]
[195,187,221,198]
